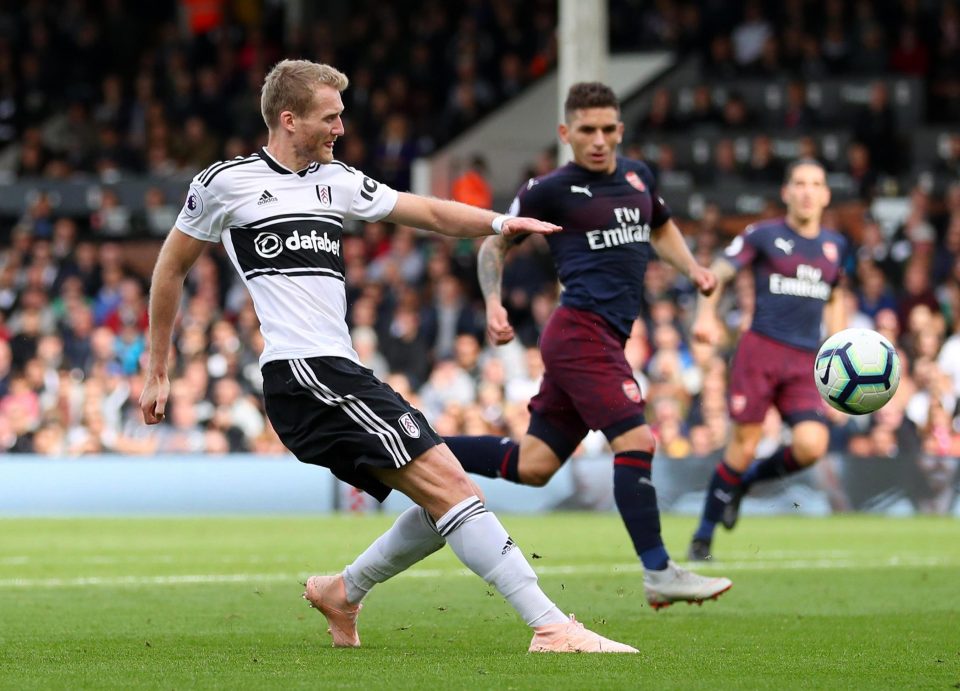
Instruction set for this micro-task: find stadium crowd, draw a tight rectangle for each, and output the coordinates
[0,0,958,510]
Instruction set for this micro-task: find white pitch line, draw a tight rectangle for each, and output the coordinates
[0,555,956,589]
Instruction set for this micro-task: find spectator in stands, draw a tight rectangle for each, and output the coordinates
[731,1,773,69]
[781,81,819,132]
[889,25,930,77]
[849,23,889,75]
[897,259,941,332]
[381,304,432,389]
[699,138,742,185]
[719,92,753,130]
[702,34,739,81]
[89,189,132,238]
[451,155,494,210]
[372,113,419,192]
[854,81,900,174]
[638,88,680,133]
[935,134,960,181]
[685,85,721,129]
[856,262,898,322]
[138,187,179,238]
[930,3,960,122]
[752,35,782,77]
[843,142,879,202]
[743,135,783,184]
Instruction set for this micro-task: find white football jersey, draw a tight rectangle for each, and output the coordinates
[175,147,398,366]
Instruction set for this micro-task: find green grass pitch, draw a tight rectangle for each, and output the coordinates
[1,514,958,690]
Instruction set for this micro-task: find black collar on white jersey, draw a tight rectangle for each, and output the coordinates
[258,147,319,177]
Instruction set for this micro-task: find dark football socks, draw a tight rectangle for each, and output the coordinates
[613,451,669,571]
[694,461,744,542]
[741,446,800,490]
[444,435,521,483]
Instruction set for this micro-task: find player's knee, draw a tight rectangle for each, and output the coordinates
[792,438,827,465]
[792,425,829,464]
[610,425,656,455]
[520,464,556,487]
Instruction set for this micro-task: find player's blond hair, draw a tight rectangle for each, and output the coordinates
[260,60,349,129]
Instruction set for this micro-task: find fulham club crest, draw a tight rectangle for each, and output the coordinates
[316,184,332,208]
[822,241,838,263]
[625,171,646,192]
[399,413,421,438]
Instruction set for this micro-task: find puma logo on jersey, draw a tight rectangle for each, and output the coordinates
[774,238,794,255]
[258,190,279,206]
[570,184,592,197]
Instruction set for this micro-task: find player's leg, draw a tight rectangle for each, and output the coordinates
[369,445,637,652]
[604,423,732,607]
[690,332,776,559]
[740,357,829,493]
[740,420,828,491]
[265,357,455,647]
[304,502,444,647]
[442,432,564,486]
[608,424,666,569]
[688,422,763,560]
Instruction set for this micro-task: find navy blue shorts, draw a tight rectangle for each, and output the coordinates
[528,305,646,458]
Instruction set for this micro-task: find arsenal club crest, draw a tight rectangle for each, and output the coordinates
[316,184,332,208]
[730,394,747,415]
[822,241,838,263]
[625,171,646,192]
[622,379,642,403]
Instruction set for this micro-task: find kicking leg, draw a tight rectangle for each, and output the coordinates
[363,445,636,652]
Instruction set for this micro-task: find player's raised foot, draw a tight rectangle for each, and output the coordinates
[303,574,362,648]
[687,538,713,562]
[644,560,732,610]
[721,485,745,530]
[529,614,638,653]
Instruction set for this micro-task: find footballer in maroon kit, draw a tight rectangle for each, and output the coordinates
[689,158,848,561]
[446,82,733,609]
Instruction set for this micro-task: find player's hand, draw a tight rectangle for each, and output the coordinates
[140,373,170,425]
[690,264,718,297]
[500,217,561,238]
[486,300,515,345]
[692,313,722,345]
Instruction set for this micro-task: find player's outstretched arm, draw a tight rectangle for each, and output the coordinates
[140,228,208,424]
[385,192,560,239]
[650,219,717,296]
[478,234,516,345]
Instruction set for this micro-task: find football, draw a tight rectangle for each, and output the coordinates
[814,328,900,415]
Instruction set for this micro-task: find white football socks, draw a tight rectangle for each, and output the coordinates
[438,496,567,627]
[342,505,445,604]
[340,496,567,628]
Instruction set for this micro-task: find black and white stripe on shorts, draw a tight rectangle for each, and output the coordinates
[287,358,412,468]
